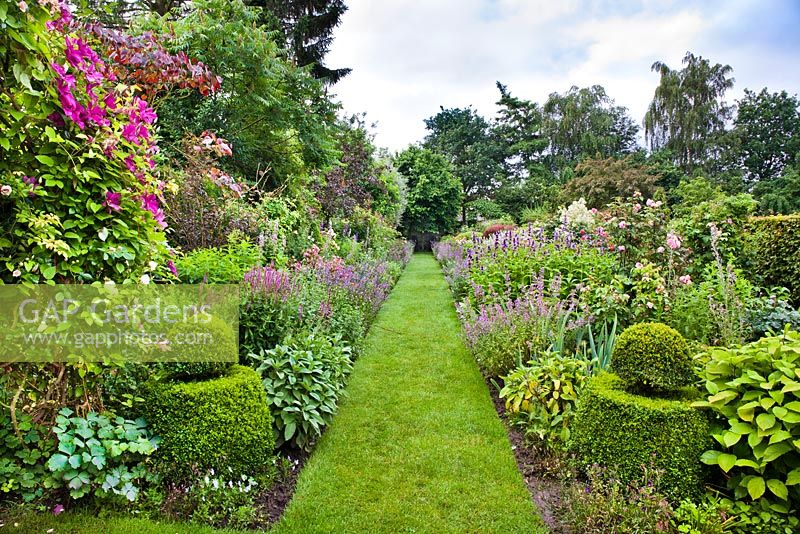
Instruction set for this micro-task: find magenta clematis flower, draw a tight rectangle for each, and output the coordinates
[123,155,138,174]
[104,191,122,212]
[64,37,84,67]
[86,104,108,126]
[121,123,139,144]
[103,93,117,111]
[134,97,157,124]
[141,193,167,229]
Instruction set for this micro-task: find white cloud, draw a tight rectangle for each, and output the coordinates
[327,0,800,151]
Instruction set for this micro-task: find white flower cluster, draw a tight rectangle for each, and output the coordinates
[558,198,595,228]
[197,467,258,495]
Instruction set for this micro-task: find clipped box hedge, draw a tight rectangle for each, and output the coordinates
[144,365,274,480]
[747,215,800,304]
[570,373,710,501]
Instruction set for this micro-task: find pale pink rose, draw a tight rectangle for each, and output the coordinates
[618,221,627,229]
[656,246,665,254]
[18,1,28,12]
[679,275,692,285]
[666,232,681,250]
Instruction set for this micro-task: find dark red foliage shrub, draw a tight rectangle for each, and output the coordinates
[483,224,516,237]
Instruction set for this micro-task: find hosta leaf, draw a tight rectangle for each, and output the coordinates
[284,421,296,441]
[763,442,792,462]
[709,390,738,405]
[700,450,720,465]
[737,402,759,422]
[756,413,776,430]
[723,431,741,447]
[772,406,789,420]
[730,422,753,434]
[718,453,737,472]
[768,430,792,445]
[747,476,766,499]
[767,479,788,500]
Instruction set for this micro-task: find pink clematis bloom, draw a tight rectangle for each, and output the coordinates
[104,191,122,212]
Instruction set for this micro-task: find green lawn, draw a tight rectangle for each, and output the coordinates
[0,509,249,534]
[273,253,544,533]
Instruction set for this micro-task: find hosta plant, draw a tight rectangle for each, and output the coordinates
[47,408,159,501]
[500,352,591,449]
[694,328,800,512]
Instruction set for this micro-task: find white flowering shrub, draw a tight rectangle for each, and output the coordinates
[559,198,595,229]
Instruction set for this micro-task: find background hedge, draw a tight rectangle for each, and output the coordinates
[144,365,274,480]
[747,215,800,305]
[570,373,710,501]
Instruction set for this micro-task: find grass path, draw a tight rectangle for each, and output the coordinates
[273,253,544,533]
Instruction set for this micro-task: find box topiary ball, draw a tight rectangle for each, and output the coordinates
[613,322,694,394]
[159,315,237,381]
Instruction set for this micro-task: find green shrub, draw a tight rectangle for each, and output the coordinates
[747,215,800,305]
[0,411,55,502]
[693,329,800,512]
[570,373,710,501]
[720,498,800,534]
[612,322,694,393]
[252,331,353,450]
[500,352,591,450]
[670,497,734,534]
[175,234,262,284]
[143,365,274,480]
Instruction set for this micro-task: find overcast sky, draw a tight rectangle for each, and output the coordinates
[325,0,800,152]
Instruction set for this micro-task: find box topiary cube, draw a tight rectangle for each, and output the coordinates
[569,373,710,501]
[143,365,274,480]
